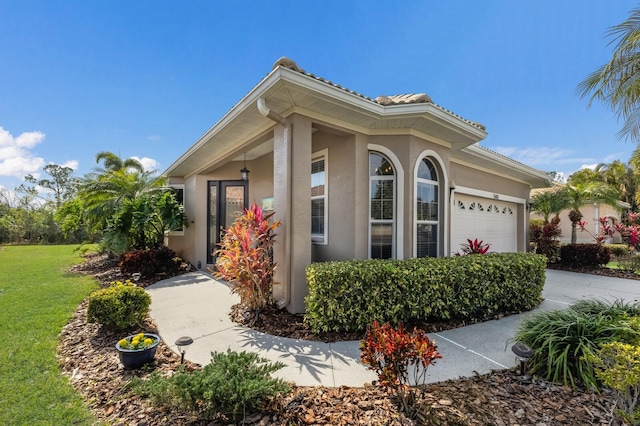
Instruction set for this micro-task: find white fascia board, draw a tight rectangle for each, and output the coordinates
[454,185,527,204]
[163,68,286,176]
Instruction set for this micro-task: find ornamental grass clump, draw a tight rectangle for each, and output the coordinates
[214,203,280,311]
[360,320,442,417]
[87,280,151,330]
[513,299,640,390]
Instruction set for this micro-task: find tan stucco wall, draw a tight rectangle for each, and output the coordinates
[311,131,358,262]
[532,203,623,244]
[166,154,275,270]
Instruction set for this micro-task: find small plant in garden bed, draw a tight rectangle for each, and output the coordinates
[129,349,290,423]
[455,238,490,255]
[86,280,151,330]
[360,320,441,418]
[117,332,158,350]
[513,299,640,390]
[587,341,640,424]
[214,203,280,311]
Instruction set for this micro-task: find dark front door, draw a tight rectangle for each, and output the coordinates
[207,180,248,264]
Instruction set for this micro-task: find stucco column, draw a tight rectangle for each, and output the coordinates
[353,133,369,259]
[272,115,312,313]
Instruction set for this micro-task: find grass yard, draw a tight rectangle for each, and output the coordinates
[0,245,99,425]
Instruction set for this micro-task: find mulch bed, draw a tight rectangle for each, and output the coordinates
[57,253,625,425]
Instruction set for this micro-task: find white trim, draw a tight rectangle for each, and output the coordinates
[454,185,526,204]
[413,150,449,257]
[311,149,328,245]
[368,144,404,259]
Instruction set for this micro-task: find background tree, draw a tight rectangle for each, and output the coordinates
[16,164,76,210]
[577,6,640,141]
[530,185,567,224]
[561,179,620,244]
[76,151,185,253]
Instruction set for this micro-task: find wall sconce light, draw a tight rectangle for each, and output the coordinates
[511,341,534,377]
[175,336,193,364]
[240,153,250,181]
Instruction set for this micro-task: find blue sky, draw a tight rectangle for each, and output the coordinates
[0,1,637,194]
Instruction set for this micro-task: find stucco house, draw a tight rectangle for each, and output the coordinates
[530,186,629,244]
[164,57,550,313]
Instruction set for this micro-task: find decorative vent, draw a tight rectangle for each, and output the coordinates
[457,200,465,210]
[478,203,484,211]
[494,205,500,213]
[469,202,476,211]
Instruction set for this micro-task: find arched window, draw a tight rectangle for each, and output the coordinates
[369,152,395,259]
[416,157,439,257]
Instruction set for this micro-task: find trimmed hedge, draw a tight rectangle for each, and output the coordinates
[559,244,610,268]
[87,281,151,330]
[305,253,546,333]
[604,243,630,258]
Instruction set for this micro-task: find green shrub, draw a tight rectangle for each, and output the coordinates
[305,253,546,333]
[86,281,151,330]
[559,243,610,268]
[615,254,640,273]
[130,349,290,421]
[360,321,441,417]
[119,245,181,278]
[571,298,640,321]
[604,243,630,258]
[513,301,640,390]
[587,342,640,424]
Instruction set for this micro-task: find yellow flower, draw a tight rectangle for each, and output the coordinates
[118,339,128,347]
[144,338,153,345]
[136,333,145,339]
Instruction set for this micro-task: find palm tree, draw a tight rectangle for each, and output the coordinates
[560,182,620,244]
[595,160,636,208]
[577,6,640,141]
[530,185,567,224]
[76,152,176,252]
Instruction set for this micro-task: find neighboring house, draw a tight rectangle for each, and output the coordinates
[530,187,629,244]
[164,57,550,313]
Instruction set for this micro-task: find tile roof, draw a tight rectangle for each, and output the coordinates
[272,57,486,131]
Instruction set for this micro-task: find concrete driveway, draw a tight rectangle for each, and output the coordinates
[147,269,640,387]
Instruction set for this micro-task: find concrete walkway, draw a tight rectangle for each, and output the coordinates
[147,269,640,387]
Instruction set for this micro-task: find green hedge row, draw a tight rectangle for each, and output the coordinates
[305,253,547,333]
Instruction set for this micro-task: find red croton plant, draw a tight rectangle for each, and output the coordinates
[360,320,442,416]
[455,238,491,255]
[579,212,640,249]
[214,203,280,311]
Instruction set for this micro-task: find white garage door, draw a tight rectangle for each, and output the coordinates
[451,194,518,255]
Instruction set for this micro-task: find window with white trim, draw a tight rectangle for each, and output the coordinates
[311,151,328,244]
[416,158,438,257]
[369,152,395,259]
[168,184,185,235]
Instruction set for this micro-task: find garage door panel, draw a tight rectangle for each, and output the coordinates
[451,194,517,255]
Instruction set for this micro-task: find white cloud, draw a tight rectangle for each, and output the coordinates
[58,160,79,170]
[580,163,598,170]
[132,156,160,171]
[147,135,161,141]
[492,146,594,167]
[0,127,46,178]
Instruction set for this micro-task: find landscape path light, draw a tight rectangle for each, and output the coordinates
[511,341,534,377]
[175,336,193,364]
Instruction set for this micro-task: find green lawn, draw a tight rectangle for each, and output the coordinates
[0,245,99,425]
